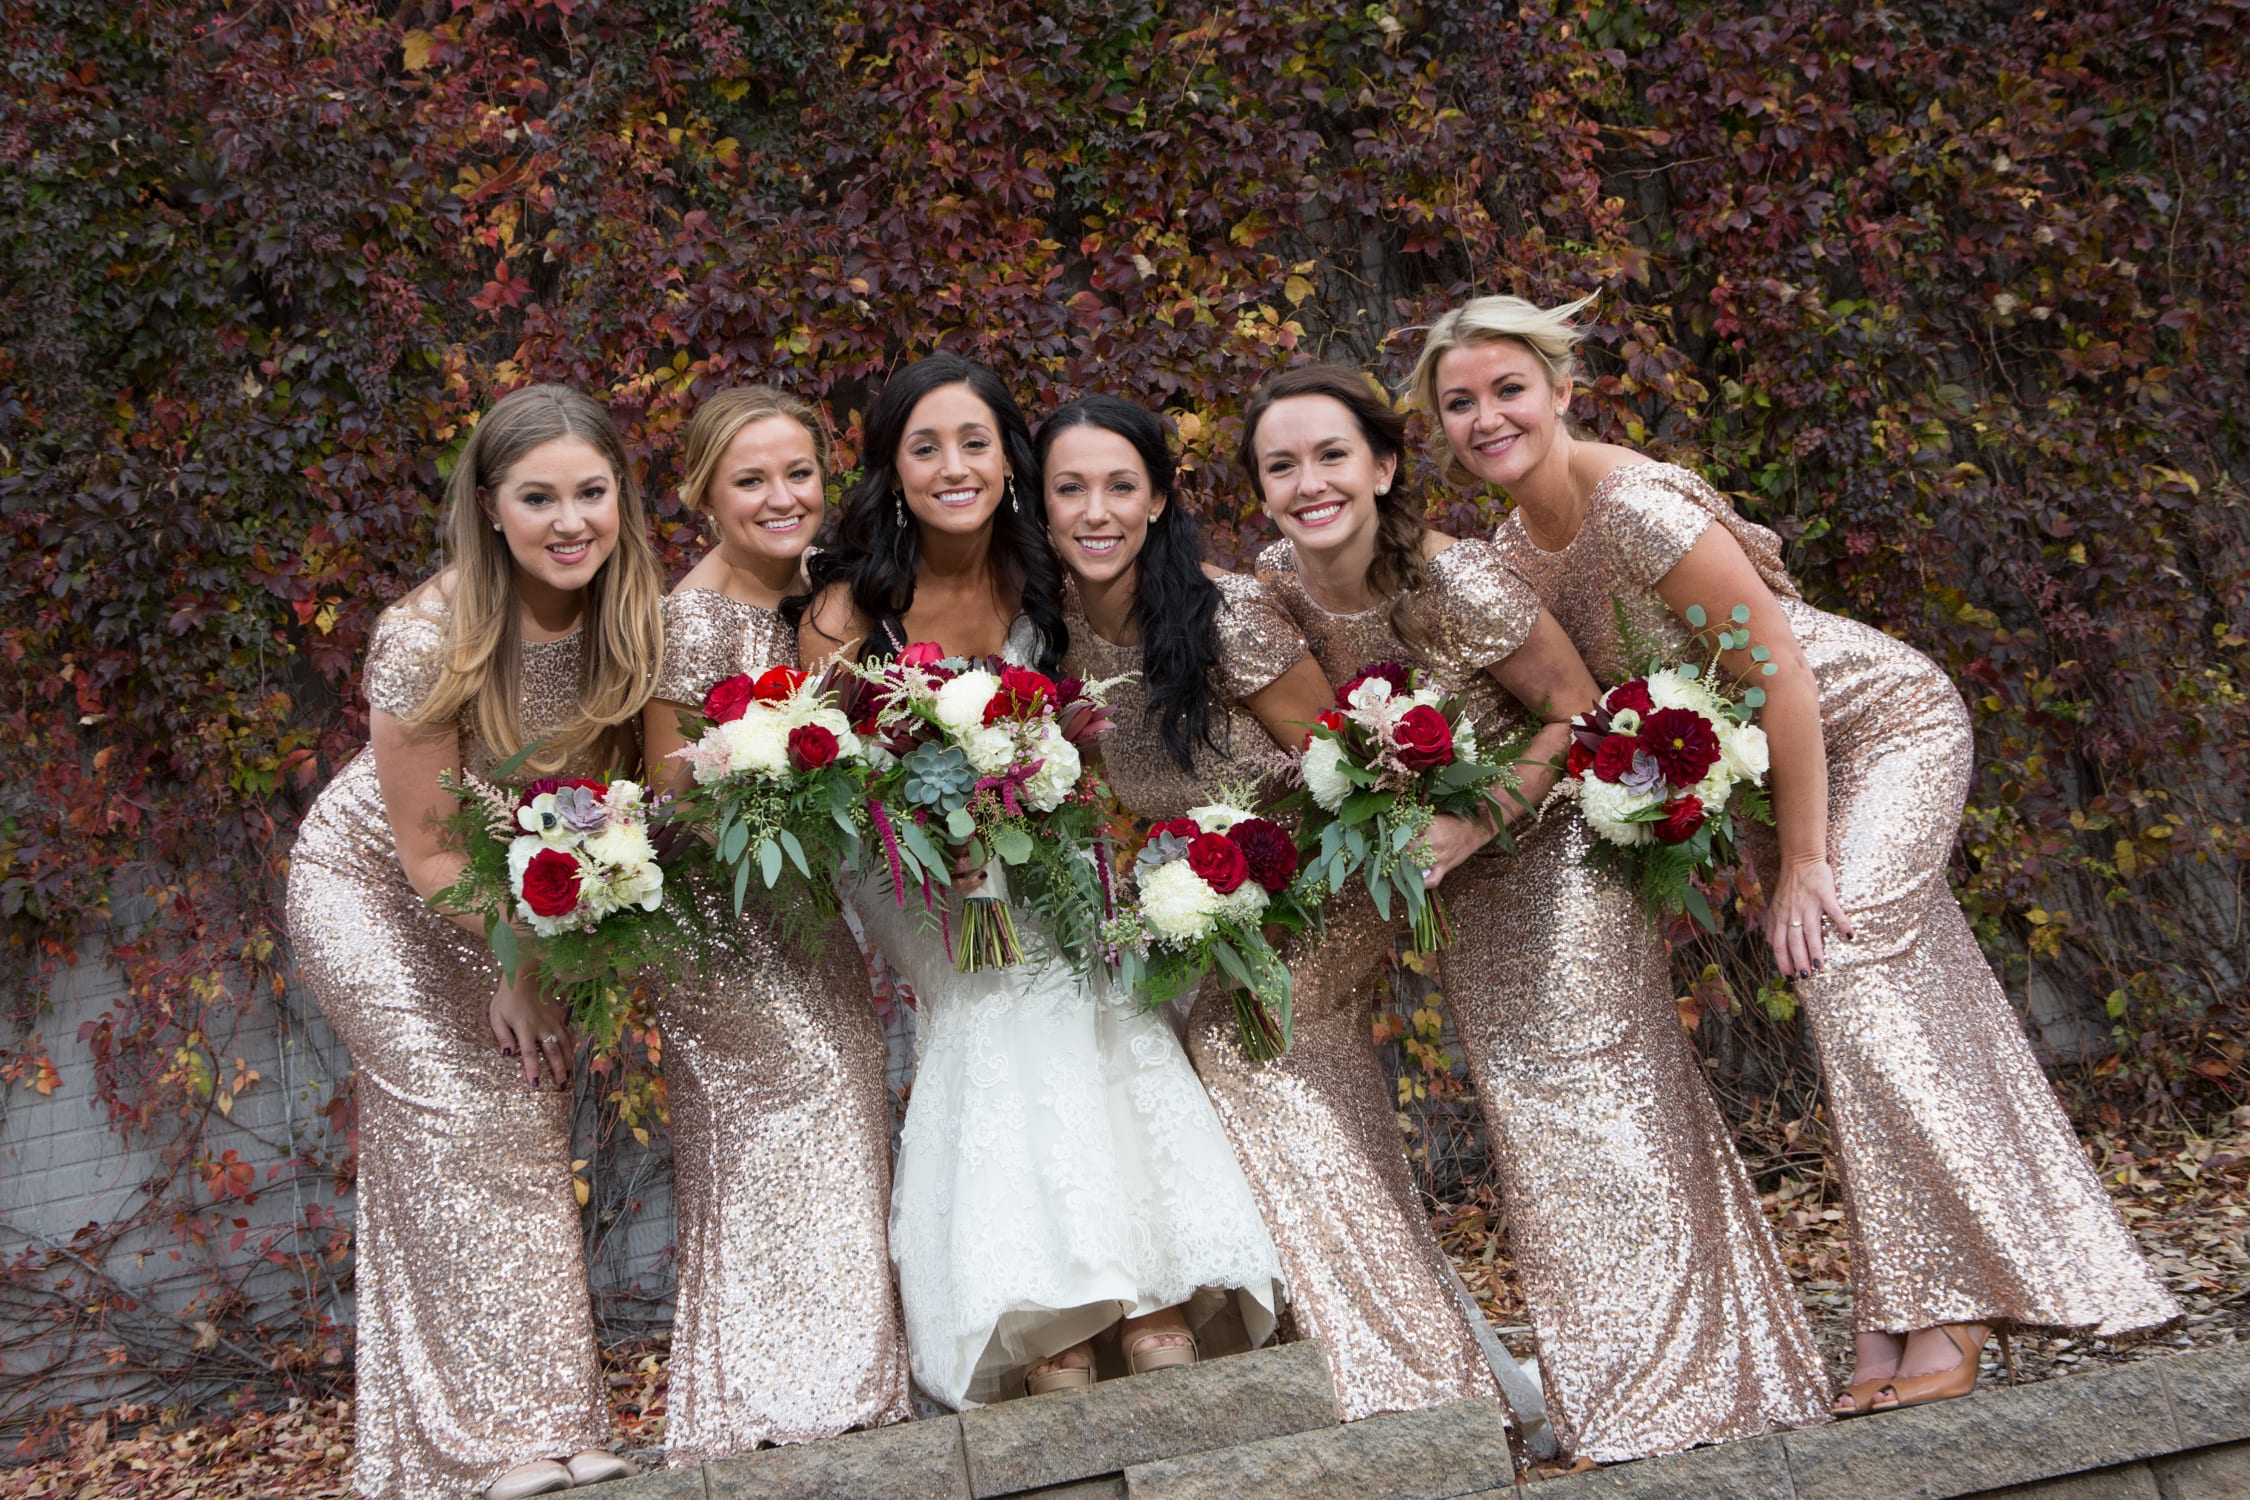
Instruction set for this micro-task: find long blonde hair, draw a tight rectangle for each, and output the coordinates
[408,384,664,775]
[677,384,832,515]
[1404,293,1596,487]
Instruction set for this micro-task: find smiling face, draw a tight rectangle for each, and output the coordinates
[1044,423,1163,588]
[1433,338,1571,490]
[1251,393,1398,562]
[482,434,621,596]
[896,382,1010,538]
[705,413,825,569]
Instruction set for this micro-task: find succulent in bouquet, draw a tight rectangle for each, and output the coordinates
[434,746,693,1048]
[1290,660,1525,956]
[663,661,871,941]
[1563,603,1774,928]
[1102,797,1315,1062]
[850,643,1122,973]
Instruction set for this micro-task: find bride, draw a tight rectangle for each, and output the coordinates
[794,354,1283,1408]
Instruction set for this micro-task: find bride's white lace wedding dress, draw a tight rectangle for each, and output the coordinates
[853,622,1284,1409]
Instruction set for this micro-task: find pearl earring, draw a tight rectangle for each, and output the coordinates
[491,522,502,532]
[1376,483,1390,496]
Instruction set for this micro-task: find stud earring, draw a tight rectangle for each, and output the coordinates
[1376,483,1390,496]
[893,491,905,528]
[491,522,503,532]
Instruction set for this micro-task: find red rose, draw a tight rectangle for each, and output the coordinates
[1186,832,1249,895]
[753,664,806,703]
[787,723,840,770]
[1565,738,1596,780]
[1606,678,1655,716]
[1654,795,1706,844]
[519,847,584,918]
[1392,704,1455,771]
[897,642,946,668]
[1302,708,1346,749]
[984,665,1058,725]
[1591,736,1641,784]
[1226,817,1298,893]
[1638,706,1722,788]
[702,674,756,724]
[517,775,604,811]
[1146,816,1202,847]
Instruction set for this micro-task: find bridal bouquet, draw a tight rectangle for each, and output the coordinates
[1291,661,1521,956]
[435,763,689,1047]
[1103,800,1312,1061]
[663,663,869,935]
[852,644,1121,973]
[1564,604,1773,927]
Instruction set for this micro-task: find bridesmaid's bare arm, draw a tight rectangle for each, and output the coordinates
[1483,609,1598,823]
[1242,656,1339,753]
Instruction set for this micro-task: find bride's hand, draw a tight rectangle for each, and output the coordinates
[1769,856,1854,979]
[1418,811,1496,890]
[948,843,988,895]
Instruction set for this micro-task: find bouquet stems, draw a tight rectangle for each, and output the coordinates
[1232,986,1289,1065]
[954,858,1024,973]
[1407,887,1453,959]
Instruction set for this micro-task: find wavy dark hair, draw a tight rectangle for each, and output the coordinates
[1037,395,1220,772]
[1237,363,1428,650]
[789,354,1065,674]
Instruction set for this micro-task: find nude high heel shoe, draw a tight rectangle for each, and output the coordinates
[565,1450,635,1486]
[1124,1328,1198,1375]
[1025,1341,1096,1395]
[1870,1323,1992,1412]
[483,1460,572,1500]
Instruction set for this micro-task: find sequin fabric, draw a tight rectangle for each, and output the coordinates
[1495,462,2181,1340]
[1061,572,1303,822]
[285,593,609,1499]
[644,589,912,1462]
[1259,537,1834,1458]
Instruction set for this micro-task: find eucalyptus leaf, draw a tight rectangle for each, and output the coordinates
[1731,604,1751,624]
[992,826,1035,864]
[778,827,811,879]
[758,837,784,889]
[1684,604,1707,628]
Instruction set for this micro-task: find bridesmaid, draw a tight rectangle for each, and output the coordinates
[286,386,659,1499]
[1239,365,1835,1458]
[1036,394,1512,1423]
[1407,294,2182,1413]
[638,385,911,1462]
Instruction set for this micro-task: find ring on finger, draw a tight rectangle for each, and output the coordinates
[542,1033,560,1045]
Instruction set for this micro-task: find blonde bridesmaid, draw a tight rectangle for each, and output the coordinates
[286,386,660,1499]
[638,386,911,1461]
[1036,395,1506,1416]
[1239,365,1835,1458]
[1408,294,2181,1415]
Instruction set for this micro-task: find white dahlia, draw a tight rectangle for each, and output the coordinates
[1301,736,1352,812]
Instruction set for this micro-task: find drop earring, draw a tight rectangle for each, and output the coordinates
[1006,476,1019,515]
[893,491,905,528]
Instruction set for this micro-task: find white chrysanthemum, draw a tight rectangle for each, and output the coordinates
[1453,717,1481,763]
[1721,721,1769,783]
[583,819,656,875]
[1022,733,1081,812]
[718,710,792,778]
[1645,667,1725,717]
[932,670,1001,735]
[1216,879,1270,924]
[1690,762,1735,814]
[865,742,898,772]
[1139,858,1220,943]
[1579,776,1658,847]
[961,723,1016,776]
[601,779,646,817]
[1301,736,1352,811]
[1185,802,1253,834]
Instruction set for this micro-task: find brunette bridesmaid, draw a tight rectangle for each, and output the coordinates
[638,386,911,1461]
[1408,294,2181,1414]
[286,386,659,1499]
[1038,395,1508,1413]
[1239,366,1835,1458]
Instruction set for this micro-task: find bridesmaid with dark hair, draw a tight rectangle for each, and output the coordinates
[1408,293,2179,1416]
[794,357,1282,1410]
[1232,364,1835,1459]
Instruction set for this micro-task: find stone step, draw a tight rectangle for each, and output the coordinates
[592,1339,1339,1500]
[1123,1396,1514,1499]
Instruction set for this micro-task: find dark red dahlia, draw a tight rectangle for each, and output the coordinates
[1226,817,1298,893]
[1638,707,1721,788]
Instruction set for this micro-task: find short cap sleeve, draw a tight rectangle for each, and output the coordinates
[362,597,447,719]
[651,590,795,705]
[1408,539,1542,679]
[1210,571,1311,702]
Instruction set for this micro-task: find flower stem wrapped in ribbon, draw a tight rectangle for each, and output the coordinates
[661,660,873,945]
[1287,661,1524,956]
[1562,603,1774,927]
[848,643,1123,973]
[1101,797,1316,1061]
[433,741,692,1048]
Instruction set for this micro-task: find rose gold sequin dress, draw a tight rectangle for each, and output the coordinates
[644,589,911,1463]
[1493,462,2181,1342]
[285,593,609,1499]
[1260,538,1834,1459]
[1065,573,1494,1421]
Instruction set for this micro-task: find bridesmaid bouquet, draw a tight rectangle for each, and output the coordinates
[1564,604,1773,928]
[434,763,688,1046]
[1290,660,1521,956]
[852,643,1121,973]
[663,663,870,934]
[1103,799,1313,1061]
